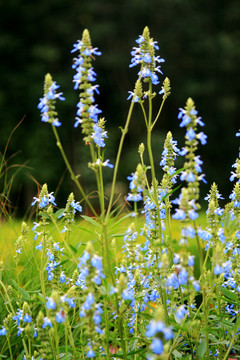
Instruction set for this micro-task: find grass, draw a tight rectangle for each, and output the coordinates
[0,210,207,270]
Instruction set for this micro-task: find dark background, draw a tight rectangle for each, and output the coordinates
[1,0,240,216]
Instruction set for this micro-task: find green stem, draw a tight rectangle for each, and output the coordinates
[106,100,135,219]
[40,219,47,300]
[146,88,162,242]
[102,223,127,360]
[151,97,166,130]
[7,336,13,360]
[222,315,240,360]
[193,221,209,357]
[140,102,148,128]
[51,125,97,217]
[97,147,105,217]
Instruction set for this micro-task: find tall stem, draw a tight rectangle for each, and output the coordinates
[51,125,97,217]
[146,83,162,242]
[106,101,135,219]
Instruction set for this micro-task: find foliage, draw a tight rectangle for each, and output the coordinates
[0,27,240,360]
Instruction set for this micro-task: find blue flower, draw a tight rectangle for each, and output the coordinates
[91,123,108,147]
[145,320,165,337]
[197,131,207,145]
[103,159,114,168]
[0,326,7,336]
[56,310,65,323]
[214,264,223,276]
[172,209,186,220]
[60,271,66,283]
[46,297,56,310]
[127,91,139,102]
[86,344,95,358]
[129,30,165,84]
[31,191,57,209]
[91,255,103,270]
[122,288,134,301]
[186,128,195,141]
[186,172,195,182]
[13,309,23,325]
[188,255,195,266]
[81,293,95,313]
[64,296,76,308]
[151,338,164,355]
[42,317,52,329]
[23,313,31,323]
[193,281,201,291]
[38,79,65,126]
[176,305,188,320]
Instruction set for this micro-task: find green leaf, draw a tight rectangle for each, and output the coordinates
[16,350,25,360]
[109,213,132,228]
[81,215,100,228]
[11,279,30,300]
[77,225,96,235]
[172,349,182,358]
[197,339,206,358]
[69,244,77,254]
[53,208,65,219]
[220,287,240,304]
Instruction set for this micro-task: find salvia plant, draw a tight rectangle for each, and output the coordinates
[1,27,240,360]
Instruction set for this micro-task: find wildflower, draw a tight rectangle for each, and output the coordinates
[86,343,95,358]
[160,131,180,189]
[130,26,165,85]
[214,264,223,275]
[23,313,31,323]
[13,309,23,326]
[46,297,56,310]
[176,305,188,320]
[60,271,66,283]
[89,158,114,169]
[72,29,102,144]
[38,74,65,126]
[91,119,108,147]
[0,326,7,336]
[159,77,171,100]
[126,164,146,202]
[31,185,57,209]
[151,338,164,355]
[42,317,52,329]
[56,310,65,323]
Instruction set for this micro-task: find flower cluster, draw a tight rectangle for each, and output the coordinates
[146,308,173,359]
[59,192,82,233]
[126,163,146,202]
[72,29,103,144]
[31,184,57,210]
[129,26,165,86]
[37,74,65,126]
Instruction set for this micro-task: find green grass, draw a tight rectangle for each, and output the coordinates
[1,211,207,269]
